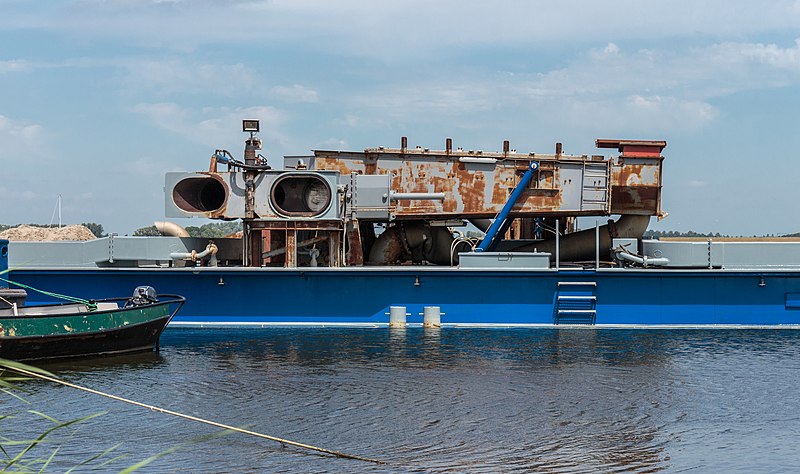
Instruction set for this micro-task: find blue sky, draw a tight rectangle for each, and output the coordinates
[1,0,800,235]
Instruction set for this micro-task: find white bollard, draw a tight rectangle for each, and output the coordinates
[389,306,407,328]
[423,306,441,328]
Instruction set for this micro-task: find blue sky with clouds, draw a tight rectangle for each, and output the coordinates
[2,0,800,235]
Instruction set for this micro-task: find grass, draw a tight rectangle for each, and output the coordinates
[0,358,229,473]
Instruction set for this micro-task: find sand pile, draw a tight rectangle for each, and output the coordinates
[0,224,97,241]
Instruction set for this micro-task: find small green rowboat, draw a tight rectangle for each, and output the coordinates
[0,286,184,361]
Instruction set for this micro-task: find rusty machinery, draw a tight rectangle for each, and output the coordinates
[166,120,666,268]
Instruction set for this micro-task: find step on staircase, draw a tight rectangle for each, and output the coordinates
[554,282,597,325]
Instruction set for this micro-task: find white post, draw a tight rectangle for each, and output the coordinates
[423,306,441,328]
[389,306,407,328]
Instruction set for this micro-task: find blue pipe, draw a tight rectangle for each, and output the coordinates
[476,161,539,252]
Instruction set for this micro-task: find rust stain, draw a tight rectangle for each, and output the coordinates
[346,224,364,266]
[611,186,659,214]
[612,163,660,187]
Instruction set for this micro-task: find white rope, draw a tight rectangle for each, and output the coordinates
[6,365,383,464]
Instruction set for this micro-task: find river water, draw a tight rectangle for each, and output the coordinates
[7,327,800,472]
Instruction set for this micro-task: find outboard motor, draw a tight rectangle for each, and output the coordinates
[127,286,158,307]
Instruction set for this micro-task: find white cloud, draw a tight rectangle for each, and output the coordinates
[363,37,796,133]
[3,1,799,58]
[554,96,718,134]
[0,115,45,158]
[120,59,260,96]
[318,138,349,149]
[132,102,288,150]
[271,84,318,103]
[0,186,37,201]
[0,60,33,74]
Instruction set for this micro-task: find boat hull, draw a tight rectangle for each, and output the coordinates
[8,268,800,327]
[0,297,183,361]
[0,316,172,361]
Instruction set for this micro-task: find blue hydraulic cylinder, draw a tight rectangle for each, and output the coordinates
[476,161,539,252]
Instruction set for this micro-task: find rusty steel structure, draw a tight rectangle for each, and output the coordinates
[314,138,664,220]
[165,122,666,268]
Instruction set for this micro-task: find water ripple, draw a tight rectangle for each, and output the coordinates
[7,328,800,472]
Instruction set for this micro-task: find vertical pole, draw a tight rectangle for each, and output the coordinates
[555,218,560,271]
[286,230,297,268]
[242,222,249,267]
[595,220,600,270]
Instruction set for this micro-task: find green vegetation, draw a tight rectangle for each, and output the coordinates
[133,222,242,238]
[80,223,105,238]
[643,230,727,238]
[0,359,228,472]
[131,225,160,237]
[644,230,792,238]
[0,359,125,472]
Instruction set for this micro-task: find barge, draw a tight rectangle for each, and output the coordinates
[6,121,800,327]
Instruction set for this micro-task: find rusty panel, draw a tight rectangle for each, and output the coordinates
[316,150,597,218]
[610,185,661,214]
[314,141,663,219]
[611,158,662,187]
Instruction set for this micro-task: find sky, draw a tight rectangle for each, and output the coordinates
[1,0,800,236]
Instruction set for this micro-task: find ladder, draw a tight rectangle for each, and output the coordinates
[554,281,597,325]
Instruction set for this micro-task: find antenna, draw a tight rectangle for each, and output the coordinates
[49,194,63,228]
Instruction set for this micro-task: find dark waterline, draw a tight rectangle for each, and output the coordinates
[6,327,800,472]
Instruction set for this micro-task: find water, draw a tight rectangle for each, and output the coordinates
[6,327,800,472]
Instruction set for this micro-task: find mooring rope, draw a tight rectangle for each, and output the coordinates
[7,365,384,464]
[0,276,94,308]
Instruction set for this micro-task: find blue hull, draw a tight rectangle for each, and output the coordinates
[9,267,800,327]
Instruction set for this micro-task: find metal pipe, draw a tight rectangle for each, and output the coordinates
[458,157,497,164]
[468,219,493,232]
[595,220,600,270]
[154,221,190,238]
[387,191,445,201]
[170,242,219,266]
[261,235,327,258]
[617,252,670,267]
[510,215,651,263]
[555,218,560,270]
[477,161,539,252]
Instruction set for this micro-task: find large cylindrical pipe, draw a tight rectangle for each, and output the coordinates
[509,214,651,262]
[468,219,493,232]
[368,221,454,266]
[171,175,228,214]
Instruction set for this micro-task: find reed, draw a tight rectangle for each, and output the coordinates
[0,359,222,473]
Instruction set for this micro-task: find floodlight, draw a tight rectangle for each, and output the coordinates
[242,119,260,133]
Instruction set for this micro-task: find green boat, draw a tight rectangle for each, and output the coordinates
[0,286,184,361]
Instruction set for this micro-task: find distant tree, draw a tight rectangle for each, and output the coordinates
[644,229,733,239]
[186,222,242,238]
[130,221,241,238]
[133,225,160,236]
[81,222,105,238]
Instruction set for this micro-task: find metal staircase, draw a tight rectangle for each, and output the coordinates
[554,281,597,325]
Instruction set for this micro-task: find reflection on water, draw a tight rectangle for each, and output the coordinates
[6,327,800,472]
